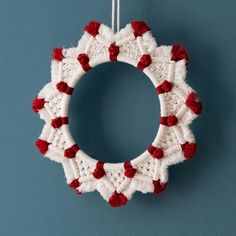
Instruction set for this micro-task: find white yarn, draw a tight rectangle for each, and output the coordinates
[35,22,200,203]
[142,31,157,53]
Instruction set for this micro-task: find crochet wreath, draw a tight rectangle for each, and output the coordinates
[32,21,202,207]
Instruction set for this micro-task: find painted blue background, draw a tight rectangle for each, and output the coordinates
[0,0,235,235]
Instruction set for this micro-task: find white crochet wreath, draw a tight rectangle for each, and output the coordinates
[32,21,202,207]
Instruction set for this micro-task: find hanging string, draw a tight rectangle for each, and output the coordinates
[111,0,120,33]
[117,0,120,32]
[111,0,115,32]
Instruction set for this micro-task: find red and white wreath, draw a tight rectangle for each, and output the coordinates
[32,21,202,207]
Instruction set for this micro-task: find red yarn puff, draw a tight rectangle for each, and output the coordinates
[137,54,152,71]
[186,92,202,114]
[181,142,197,159]
[92,162,105,179]
[109,43,120,61]
[160,115,178,126]
[52,48,64,61]
[35,139,49,155]
[156,80,173,94]
[56,81,74,95]
[51,117,68,128]
[162,80,173,91]
[56,81,67,92]
[131,21,151,37]
[108,191,128,207]
[68,179,81,189]
[77,53,91,72]
[153,180,167,195]
[32,97,45,113]
[148,145,164,159]
[64,144,80,159]
[124,161,136,178]
[167,115,178,126]
[84,21,101,37]
[171,43,189,63]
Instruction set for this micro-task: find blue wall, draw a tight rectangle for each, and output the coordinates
[0,0,235,235]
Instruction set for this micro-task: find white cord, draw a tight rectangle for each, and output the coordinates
[117,0,120,32]
[111,0,115,33]
[111,0,120,32]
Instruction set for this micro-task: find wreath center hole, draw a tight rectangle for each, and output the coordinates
[69,62,160,163]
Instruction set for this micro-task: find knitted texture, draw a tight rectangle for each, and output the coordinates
[33,21,201,207]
